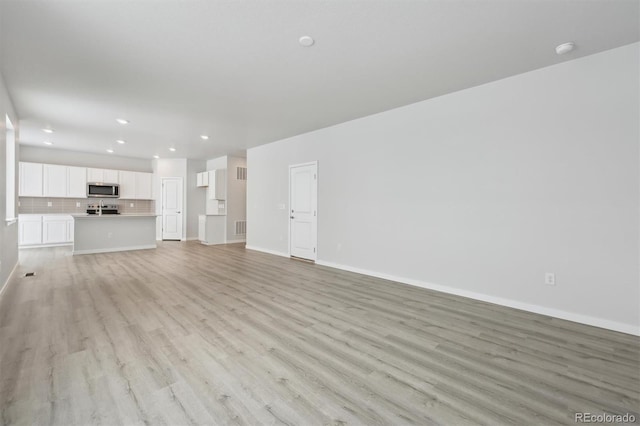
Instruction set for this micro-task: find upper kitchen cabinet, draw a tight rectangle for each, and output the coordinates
[196,171,209,187]
[119,171,153,200]
[43,164,67,197]
[135,172,153,200]
[207,169,226,200]
[87,168,118,183]
[19,162,43,196]
[67,166,87,198]
[44,164,87,198]
[118,171,136,199]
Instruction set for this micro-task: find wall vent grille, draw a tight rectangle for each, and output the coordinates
[235,220,246,235]
[236,167,247,181]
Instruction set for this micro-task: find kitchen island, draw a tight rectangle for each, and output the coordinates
[72,213,158,255]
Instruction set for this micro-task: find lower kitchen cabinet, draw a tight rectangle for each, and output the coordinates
[19,214,74,247]
[198,214,226,245]
[18,215,43,246]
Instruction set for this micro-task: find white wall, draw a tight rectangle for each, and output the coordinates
[20,146,152,172]
[153,158,187,240]
[247,43,640,335]
[0,72,19,293]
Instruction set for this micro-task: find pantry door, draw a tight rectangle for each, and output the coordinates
[289,161,317,261]
[162,177,183,240]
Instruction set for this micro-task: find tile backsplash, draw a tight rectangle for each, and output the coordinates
[19,198,155,214]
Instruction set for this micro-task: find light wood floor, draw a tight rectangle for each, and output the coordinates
[1,242,638,425]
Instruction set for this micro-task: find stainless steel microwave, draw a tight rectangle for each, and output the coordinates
[87,182,120,198]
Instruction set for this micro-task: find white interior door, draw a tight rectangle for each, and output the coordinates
[289,162,317,261]
[162,177,183,241]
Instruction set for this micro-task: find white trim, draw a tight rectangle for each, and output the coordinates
[0,261,19,300]
[19,242,73,249]
[315,260,640,337]
[226,238,246,244]
[73,244,157,255]
[5,218,17,225]
[245,245,289,258]
[199,241,224,246]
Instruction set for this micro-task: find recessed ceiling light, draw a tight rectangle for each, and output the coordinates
[299,36,315,47]
[116,139,126,144]
[169,147,176,152]
[200,135,209,140]
[153,155,160,159]
[555,42,575,55]
[115,118,129,125]
[42,128,54,134]
[106,149,114,153]
[43,141,53,145]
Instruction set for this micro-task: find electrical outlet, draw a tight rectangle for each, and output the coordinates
[108,232,113,239]
[337,243,342,251]
[130,203,134,207]
[76,202,81,207]
[545,272,556,286]
[47,202,52,207]
[278,203,286,210]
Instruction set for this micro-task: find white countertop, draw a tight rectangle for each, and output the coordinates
[72,213,158,219]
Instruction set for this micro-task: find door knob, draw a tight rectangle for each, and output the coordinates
[177,211,181,214]
[290,216,295,219]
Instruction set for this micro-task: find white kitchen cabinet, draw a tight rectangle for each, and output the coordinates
[19,162,43,197]
[104,169,119,183]
[86,168,102,182]
[19,215,43,246]
[207,169,226,200]
[44,165,87,198]
[87,168,119,183]
[118,171,152,199]
[135,172,153,200]
[42,215,69,244]
[20,215,73,247]
[43,164,68,197]
[198,214,226,245]
[118,170,136,199]
[196,172,209,187]
[67,166,87,198]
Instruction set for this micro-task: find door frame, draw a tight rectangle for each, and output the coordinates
[161,176,184,241]
[288,161,318,261]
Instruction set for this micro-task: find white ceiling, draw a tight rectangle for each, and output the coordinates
[1,0,638,160]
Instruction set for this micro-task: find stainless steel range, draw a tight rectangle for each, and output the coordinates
[86,203,120,215]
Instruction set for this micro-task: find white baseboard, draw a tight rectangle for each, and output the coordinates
[19,242,73,249]
[315,260,640,337]
[73,244,157,255]
[226,238,246,244]
[245,245,289,258]
[0,261,19,300]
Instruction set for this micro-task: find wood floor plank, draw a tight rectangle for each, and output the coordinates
[0,242,638,425]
